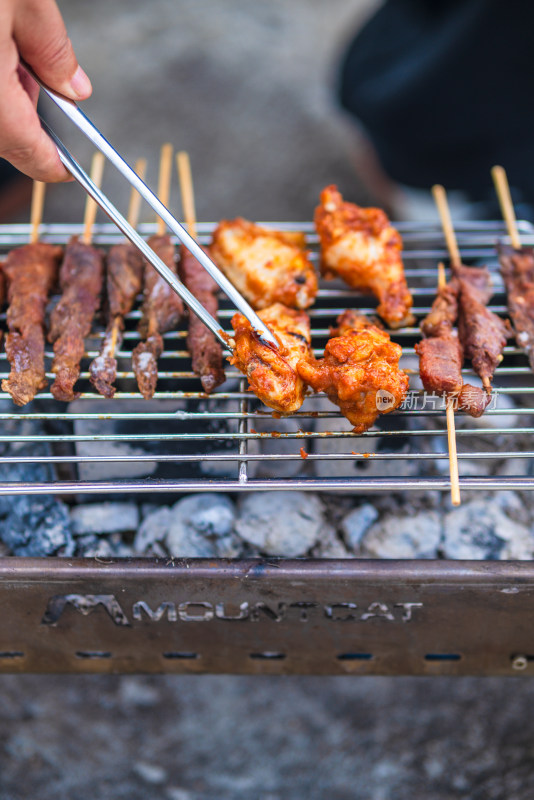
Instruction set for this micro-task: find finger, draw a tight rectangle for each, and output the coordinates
[0,44,71,182]
[13,0,92,101]
[17,63,39,107]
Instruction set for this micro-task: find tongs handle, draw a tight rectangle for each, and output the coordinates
[32,68,278,349]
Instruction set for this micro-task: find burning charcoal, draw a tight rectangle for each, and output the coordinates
[341,503,379,552]
[360,511,442,559]
[0,460,54,517]
[0,495,73,557]
[431,437,488,478]
[310,525,351,558]
[70,502,139,535]
[165,494,236,558]
[108,532,135,557]
[442,498,534,560]
[252,414,308,479]
[69,399,159,481]
[235,491,326,557]
[75,534,114,558]
[134,507,172,554]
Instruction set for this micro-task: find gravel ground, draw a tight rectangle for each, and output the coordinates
[2,674,534,800]
[2,2,534,798]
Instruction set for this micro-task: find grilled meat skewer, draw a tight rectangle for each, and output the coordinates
[314,185,414,328]
[453,263,510,389]
[1,242,62,406]
[211,218,318,310]
[297,310,408,432]
[415,273,490,418]
[229,302,312,414]
[89,243,144,398]
[132,234,183,399]
[48,236,104,402]
[497,243,534,370]
[180,246,225,394]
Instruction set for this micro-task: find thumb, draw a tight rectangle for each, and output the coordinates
[13,0,92,100]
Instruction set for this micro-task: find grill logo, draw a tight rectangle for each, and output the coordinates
[41,594,423,626]
[375,389,396,411]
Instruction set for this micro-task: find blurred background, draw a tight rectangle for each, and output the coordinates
[26,0,377,225]
[1,2,534,799]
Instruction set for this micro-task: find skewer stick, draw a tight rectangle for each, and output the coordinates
[437,261,461,506]
[491,165,521,250]
[109,158,148,356]
[156,143,173,236]
[126,157,147,232]
[29,181,46,244]
[82,151,105,245]
[432,184,461,266]
[176,151,197,238]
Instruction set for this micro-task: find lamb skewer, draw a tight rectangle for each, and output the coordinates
[1,181,62,406]
[132,144,183,399]
[415,267,490,418]
[176,151,225,393]
[453,262,511,390]
[492,165,534,371]
[48,153,105,402]
[89,158,147,397]
[432,184,509,394]
[416,263,461,505]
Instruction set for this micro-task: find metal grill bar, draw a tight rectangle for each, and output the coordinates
[0,476,531,496]
[0,220,532,495]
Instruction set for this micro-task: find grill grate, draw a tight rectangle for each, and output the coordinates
[0,219,533,496]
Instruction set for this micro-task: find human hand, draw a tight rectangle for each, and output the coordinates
[0,0,92,182]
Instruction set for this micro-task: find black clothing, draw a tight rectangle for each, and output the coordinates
[339,0,534,203]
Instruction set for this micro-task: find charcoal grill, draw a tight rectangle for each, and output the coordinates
[1,219,534,676]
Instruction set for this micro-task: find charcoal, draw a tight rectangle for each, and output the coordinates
[341,503,379,552]
[0,457,54,518]
[311,525,352,558]
[235,491,325,556]
[252,412,307,479]
[75,534,114,558]
[442,497,534,560]
[0,495,74,557]
[134,506,172,554]
[361,511,442,559]
[165,494,236,558]
[70,502,139,535]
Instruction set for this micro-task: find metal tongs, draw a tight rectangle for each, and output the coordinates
[32,71,278,351]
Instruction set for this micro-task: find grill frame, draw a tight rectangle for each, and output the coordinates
[1,219,534,676]
[2,557,534,676]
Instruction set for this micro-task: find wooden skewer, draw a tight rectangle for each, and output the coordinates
[82,152,105,245]
[156,143,173,236]
[126,157,147,232]
[176,151,197,237]
[30,181,46,244]
[491,165,522,250]
[432,184,461,266]
[109,157,148,356]
[437,261,461,506]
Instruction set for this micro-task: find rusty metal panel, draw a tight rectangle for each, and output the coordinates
[1,558,534,676]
